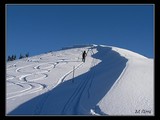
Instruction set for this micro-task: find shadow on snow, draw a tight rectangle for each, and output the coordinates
[8,45,128,116]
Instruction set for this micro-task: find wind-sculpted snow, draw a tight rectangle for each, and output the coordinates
[6,45,153,116]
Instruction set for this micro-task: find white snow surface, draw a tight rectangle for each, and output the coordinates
[6,44,154,116]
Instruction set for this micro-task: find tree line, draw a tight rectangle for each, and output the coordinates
[7,53,29,61]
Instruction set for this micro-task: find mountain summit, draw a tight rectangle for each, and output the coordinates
[6,44,154,115]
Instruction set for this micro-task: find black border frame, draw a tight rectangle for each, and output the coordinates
[1,0,159,119]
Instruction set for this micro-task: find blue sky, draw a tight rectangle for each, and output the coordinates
[6,4,154,58]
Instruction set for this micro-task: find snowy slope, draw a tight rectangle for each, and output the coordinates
[6,44,154,116]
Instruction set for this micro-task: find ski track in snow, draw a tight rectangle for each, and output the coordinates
[6,59,68,100]
[6,52,85,105]
[34,61,84,114]
[61,47,96,114]
[32,47,92,115]
[6,45,104,115]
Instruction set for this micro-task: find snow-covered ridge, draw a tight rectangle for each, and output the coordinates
[6,44,153,116]
[61,44,96,50]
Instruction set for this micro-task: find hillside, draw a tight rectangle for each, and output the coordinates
[6,44,154,116]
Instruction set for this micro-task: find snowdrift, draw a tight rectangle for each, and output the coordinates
[6,44,154,116]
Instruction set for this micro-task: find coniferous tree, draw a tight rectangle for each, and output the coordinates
[14,55,16,60]
[12,55,16,60]
[19,54,23,59]
[26,53,29,57]
[11,55,14,61]
[7,56,11,61]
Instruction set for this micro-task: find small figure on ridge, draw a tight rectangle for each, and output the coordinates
[82,50,87,62]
